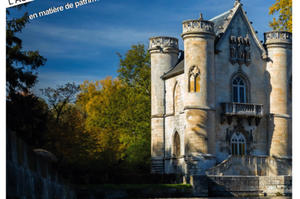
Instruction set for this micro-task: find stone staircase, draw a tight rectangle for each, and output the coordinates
[151,159,164,173]
[206,155,292,176]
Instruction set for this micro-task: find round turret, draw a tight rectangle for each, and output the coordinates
[264,31,292,159]
[149,36,179,174]
[181,18,215,39]
[181,15,216,174]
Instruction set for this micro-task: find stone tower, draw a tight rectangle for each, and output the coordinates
[149,37,179,173]
[181,15,216,174]
[265,31,292,158]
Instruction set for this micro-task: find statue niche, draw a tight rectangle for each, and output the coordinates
[229,34,251,66]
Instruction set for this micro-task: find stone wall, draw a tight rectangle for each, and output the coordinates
[6,131,77,199]
[207,175,292,197]
[189,175,292,197]
[214,9,269,162]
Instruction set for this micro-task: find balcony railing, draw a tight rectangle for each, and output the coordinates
[221,102,263,118]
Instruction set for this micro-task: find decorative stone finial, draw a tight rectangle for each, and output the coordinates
[199,13,203,20]
[234,0,240,7]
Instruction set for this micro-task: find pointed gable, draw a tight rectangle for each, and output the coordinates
[210,2,267,59]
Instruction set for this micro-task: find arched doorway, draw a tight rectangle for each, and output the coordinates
[231,133,246,155]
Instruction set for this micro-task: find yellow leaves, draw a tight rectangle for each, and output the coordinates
[269,0,292,32]
[76,76,128,159]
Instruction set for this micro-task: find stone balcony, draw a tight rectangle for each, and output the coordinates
[220,102,263,125]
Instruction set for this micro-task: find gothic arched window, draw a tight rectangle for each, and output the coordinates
[173,82,183,114]
[173,132,180,157]
[232,76,247,103]
[188,66,200,93]
[231,133,246,156]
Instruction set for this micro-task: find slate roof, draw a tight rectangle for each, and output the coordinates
[161,59,184,79]
[210,10,232,36]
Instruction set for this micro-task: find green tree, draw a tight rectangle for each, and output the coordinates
[6,11,46,96]
[269,0,292,32]
[6,9,47,146]
[7,93,49,146]
[117,44,151,172]
[76,44,151,174]
[117,44,150,95]
[77,78,128,172]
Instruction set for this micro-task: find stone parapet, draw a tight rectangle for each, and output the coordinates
[149,36,179,53]
[182,19,215,38]
[264,31,292,46]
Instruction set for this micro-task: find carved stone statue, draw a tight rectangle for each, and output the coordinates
[230,34,251,66]
[237,36,245,65]
[229,36,237,64]
[244,34,251,66]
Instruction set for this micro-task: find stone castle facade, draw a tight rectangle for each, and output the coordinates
[149,1,292,177]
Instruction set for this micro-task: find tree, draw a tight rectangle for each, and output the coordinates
[40,82,80,123]
[117,44,150,95]
[6,10,46,96]
[45,103,92,165]
[6,8,47,146]
[269,0,292,32]
[75,44,151,174]
[7,93,49,146]
[39,83,91,167]
[117,44,151,171]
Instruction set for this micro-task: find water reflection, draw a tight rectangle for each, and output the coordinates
[151,197,291,199]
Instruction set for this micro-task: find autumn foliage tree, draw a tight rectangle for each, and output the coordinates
[269,0,292,32]
[76,44,151,174]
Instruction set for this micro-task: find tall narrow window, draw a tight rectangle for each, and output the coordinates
[231,133,246,156]
[188,66,200,92]
[173,132,180,157]
[195,74,201,92]
[232,76,247,103]
[174,83,182,114]
[189,75,194,92]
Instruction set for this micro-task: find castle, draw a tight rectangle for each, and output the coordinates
[149,0,292,178]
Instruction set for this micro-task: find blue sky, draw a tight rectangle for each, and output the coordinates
[8,0,274,95]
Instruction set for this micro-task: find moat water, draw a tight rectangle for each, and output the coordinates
[151,197,291,199]
[152,198,291,199]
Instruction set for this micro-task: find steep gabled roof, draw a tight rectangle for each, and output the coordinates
[210,10,231,36]
[212,2,267,57]
[162,1,267,80]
